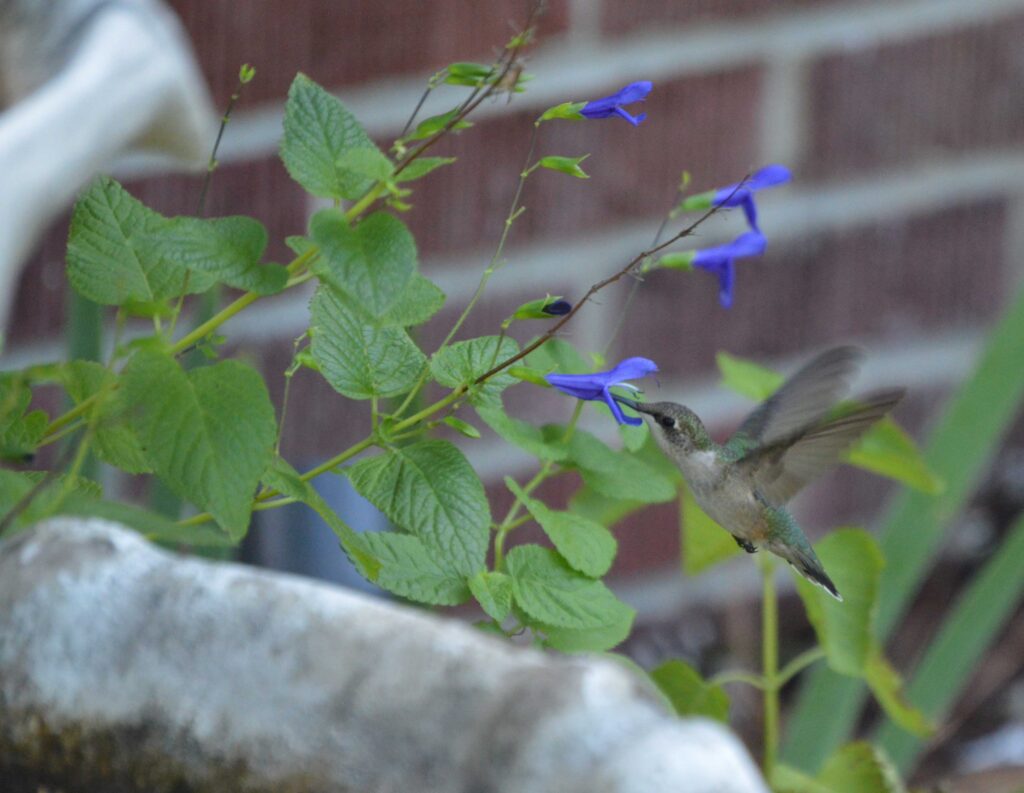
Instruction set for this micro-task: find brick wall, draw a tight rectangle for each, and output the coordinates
[8,0,1024,626]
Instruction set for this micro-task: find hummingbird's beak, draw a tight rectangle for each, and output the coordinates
[613,395,655,415]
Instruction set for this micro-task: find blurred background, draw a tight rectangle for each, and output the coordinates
[4,0,1024,790]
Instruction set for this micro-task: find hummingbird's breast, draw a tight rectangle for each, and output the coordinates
[681,454,765,541]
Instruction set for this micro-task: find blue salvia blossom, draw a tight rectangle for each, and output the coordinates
[712,164,791,233]
[691,231,767,308]
[581,81,653,126]
[546,357,658,425]
[541,299,572,316]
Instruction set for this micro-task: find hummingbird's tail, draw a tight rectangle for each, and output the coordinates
[774,542,843,602]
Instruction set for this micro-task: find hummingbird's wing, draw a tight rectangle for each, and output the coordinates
[727,346,863,452]
[735,389,905,505]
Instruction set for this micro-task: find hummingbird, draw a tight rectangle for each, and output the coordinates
[619,347,904,601]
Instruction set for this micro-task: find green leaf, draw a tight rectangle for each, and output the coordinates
[469,570,513,621]
[59,361,150,473]
[430,336,519,407]
[717,351,783,401]
[361,532,470,605]
[309,210,416,318]
[538,155,590,179]
[310,285,425,399]
[403,108,472,142]
[794,529,882,676]
[442,416,481,439]
[394,157,457,183]
[378,274,445,327]
[619,419,649,452]
[773,764,835,793]
[650,659,730,722]
[475,402,568,461]
[557,428,676,503]
[122,350,276,539]
[846,418,943,495]
[567,486,645,530]
[539,101,586,122]
[505,478,616,578]
[0,470,104,536]
[817,743,906,793]
[444,61,494,86]
[335,147,393,182]
[148,215,287,295]
[345,440,490,576]
[794,529,932,738]
[681,485,740,575]
[538,606,634,652]
[66,177,212,305]
[506,544,634,630]
[864,653,933,738]
[0,374,47,461]
[261,458,379,580]
[280,73,385,200]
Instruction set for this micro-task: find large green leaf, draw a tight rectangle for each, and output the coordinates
[122,350,276,539]
[506,544,634,630]
[309,210,416,318]
[505,478,616,577]
[650,659,729,722]
[345,440,489,576]
[66,177,213,305]
[280,73,388,200]
[717,351,782,400]
[310,285,425,399]
[794,529,932,738]
[261,458,379,580]
[59,361,150,473]
[379,274,445,327]
[431,336,519,407]
[475,401,568,462]
[148,215,286,295]
[361,532,470,605]
[538,606,635,652]
[681,485,741,575]
[556,428,676,503]
[846,418,943,495]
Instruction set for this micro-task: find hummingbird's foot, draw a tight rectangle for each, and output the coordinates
[733,536,757,554]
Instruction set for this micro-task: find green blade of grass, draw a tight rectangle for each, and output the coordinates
[875,510,1024,771]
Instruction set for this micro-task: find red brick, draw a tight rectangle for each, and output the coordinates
[600,0,869,36]
[404,68,763,258]
[807,15,1024,178]
[614,198,1007,377]
[167,0,569,106]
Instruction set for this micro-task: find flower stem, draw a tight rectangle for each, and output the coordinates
[761,555,780,781]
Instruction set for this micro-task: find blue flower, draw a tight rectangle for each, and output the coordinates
[546,357,658,425]
[712,164,791,233]
[692,231,766,308]
[581,81,652,126]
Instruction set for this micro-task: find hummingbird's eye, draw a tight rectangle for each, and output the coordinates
[658,415,676,429]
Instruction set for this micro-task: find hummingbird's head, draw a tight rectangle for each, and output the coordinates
[618,399,713,454]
